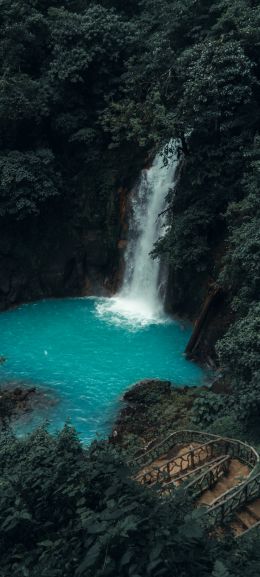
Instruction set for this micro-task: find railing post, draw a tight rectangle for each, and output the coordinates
[221,502,225,524]
[190,448,195,469]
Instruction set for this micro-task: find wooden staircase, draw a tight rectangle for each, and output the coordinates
[198,459,249,506]
[231,501,260,535]
[135,440,234,494]
[130,429,260,538]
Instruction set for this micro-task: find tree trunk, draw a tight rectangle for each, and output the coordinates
[185,284,222,358]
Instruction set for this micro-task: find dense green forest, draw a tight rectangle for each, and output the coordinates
[0,0,260,574]
[1,0,259,436]
[0,0,260,432]
[1,425,260,577]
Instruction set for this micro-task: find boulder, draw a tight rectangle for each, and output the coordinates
[123,379,172,405]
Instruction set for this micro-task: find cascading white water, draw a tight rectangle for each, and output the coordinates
[97,142,178,325]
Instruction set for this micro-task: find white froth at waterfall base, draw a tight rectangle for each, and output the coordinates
[96,296,169,327]
[97,141,179,326]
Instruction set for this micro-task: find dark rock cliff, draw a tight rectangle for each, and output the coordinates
[0,211,115,310]
[0,148,227,366]
[165,269,231,364]
[0,147,143,311]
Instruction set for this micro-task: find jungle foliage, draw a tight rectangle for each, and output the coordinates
[1,1,260,572]
[0,0,139,220]
[1,425,260,577]
[101,0,260,434]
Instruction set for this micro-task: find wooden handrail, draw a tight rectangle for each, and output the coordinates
[129,430,259,473]
[184,455,231,498]
[204,472,260,525]
[131,429,260,527]
[136,438,223,485]
[160,455,230,496]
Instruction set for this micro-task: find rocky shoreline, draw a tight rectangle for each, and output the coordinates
[110,378,208,449]
[110,373,231,450]
[0,375,228,443]
[0,383,58,428]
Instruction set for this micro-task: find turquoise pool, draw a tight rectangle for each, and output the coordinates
[0,298,206,442]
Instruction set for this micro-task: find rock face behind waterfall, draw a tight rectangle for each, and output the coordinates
[0,215,115,310]
[0,149,144,311]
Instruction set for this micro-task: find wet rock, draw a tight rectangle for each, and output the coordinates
[0,214,118,310]
[211,377,232,395]
[83,231,110,267]
[0,382,58,427]
[111,378,211,449]
[111,379,173,446]
[118,240,127,250]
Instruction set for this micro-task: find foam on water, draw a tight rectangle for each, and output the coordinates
[98,141,178,326]
[96,296,169,327]
[121,144,178,313]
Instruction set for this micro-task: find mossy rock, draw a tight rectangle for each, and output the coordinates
[123,379,171,406]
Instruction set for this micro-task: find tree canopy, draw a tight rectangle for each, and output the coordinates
[1,1,260,571]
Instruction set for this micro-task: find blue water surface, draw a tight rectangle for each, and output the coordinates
[0,298,207,442]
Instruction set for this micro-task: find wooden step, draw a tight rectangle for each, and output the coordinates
[197,459,249,506]
[244,505,260,523]
[230,514,248,536]
[240,519,260,537]
[229,506,260,537]
[237,509,257,529]
[246,498,260,519]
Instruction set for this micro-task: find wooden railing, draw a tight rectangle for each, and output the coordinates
[136,439,223,486]
[131,429,260,527]
[130,430,259,475]
[205,472,260,526]
[160,455,231,497]
[185,455,231,499]
[129,430,213,470]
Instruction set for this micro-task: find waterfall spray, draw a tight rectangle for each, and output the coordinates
[97,141,178,325]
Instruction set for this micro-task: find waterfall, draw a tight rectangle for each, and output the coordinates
[97,141,178,325]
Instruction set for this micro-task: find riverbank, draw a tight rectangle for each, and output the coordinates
[0,382,58,428]
[110,379,205,449]
[110,376,236,453]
